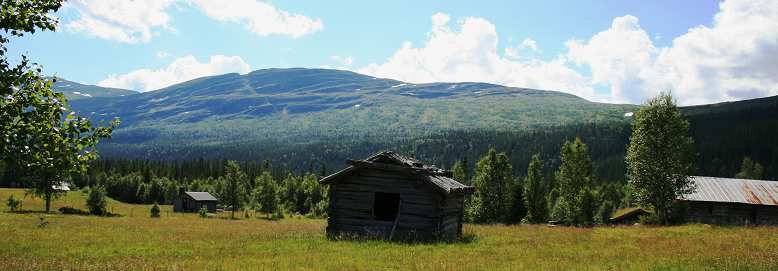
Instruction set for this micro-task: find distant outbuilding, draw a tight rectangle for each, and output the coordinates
[52,182,71,192]
[320,151,474,240]
[173,188,218,213]
[609,207,651,225]
[679,176,778,225]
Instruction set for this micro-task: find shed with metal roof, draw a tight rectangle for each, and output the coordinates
[173,189,219,213]
[679,176,778,225]
[320,151,474,240]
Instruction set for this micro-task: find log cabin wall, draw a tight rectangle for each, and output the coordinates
[686,201,778,225]
[327,168,447,239]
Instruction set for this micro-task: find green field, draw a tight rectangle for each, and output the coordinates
[1,188,777,270]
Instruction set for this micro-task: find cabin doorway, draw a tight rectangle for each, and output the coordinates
[373,192,400,221]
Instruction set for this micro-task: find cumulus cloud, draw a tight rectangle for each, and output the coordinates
[98,55,251,92]
[65,0,176,43]
[521,38,541,53]
[64,0,322,43]
[358,13,596,100]
[566,15,658,103]
[190,0,323,38]
[361,0,778,105]
[568,0,778,105]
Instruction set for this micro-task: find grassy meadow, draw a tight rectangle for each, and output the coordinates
[1,188,777,270]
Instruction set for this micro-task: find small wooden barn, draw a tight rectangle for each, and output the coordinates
[320,151,474,240]
[609,207,651,225]
[680,176,778,225]
[173,188,218,213]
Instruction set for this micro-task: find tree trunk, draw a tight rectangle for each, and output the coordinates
[45,190,52,213]
[231,198,235,219]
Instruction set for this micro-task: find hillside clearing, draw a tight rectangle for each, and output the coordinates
[1,188,777,270]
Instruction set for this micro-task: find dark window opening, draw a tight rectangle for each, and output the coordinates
[373,192,400,221]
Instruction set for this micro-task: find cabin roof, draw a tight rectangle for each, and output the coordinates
[679,176,778,206]
[184,191,218,201]
[320,151,474,195]
[609,207,650,222]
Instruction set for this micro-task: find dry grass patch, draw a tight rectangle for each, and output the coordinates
[1,188,777,270]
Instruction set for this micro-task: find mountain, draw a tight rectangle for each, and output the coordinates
[65,68,636,144]
[52,68,778,180]
[53,78,138,101]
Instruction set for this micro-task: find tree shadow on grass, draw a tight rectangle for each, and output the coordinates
[5,208,122,217]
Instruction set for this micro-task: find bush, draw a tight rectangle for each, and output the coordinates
[270,209,284,220]
[199,206,208,218]
[150,203,161,218]
[6,195,22,212]
[639,213,660,225]
[87,185,108,216]
[59,206,89,215]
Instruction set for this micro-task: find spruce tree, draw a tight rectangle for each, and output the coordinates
[555,138,595,226]
[223,161,248,219]
[523,154,547,223]
[471,148,513,223]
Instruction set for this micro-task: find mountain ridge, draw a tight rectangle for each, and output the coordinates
[50,68,778,164]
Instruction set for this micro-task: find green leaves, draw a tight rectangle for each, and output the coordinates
[471,148,513,223]
[523,153,548,223]
[0,0,116,212]
[626,92,694,225]
[554,138,595,226]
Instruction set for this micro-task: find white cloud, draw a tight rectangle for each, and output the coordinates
[568,0,778,105]
[65,0,176,43]
[190,0,323,38]
[359,13,596,100]
[156,51,170,58]
[331,55,354,66]
[505,38,541,59]
[521,38,540,53]
[362,0,778,105]
[98,55,251,92]
[566,15,658,103]
[64,0,322,43]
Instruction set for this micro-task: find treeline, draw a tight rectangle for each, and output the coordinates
[76,103,778,183]
[64,159,328,218]
[455,138,629,226]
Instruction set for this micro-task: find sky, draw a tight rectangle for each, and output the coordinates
[7,0,778,105]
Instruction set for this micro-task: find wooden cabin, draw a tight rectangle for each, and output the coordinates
[680,176,778,225]
[320,151,474,241]
[173,188,218,213]
[609,207,650,225]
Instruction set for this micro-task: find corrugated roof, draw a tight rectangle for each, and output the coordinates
[680,176,778,206]
[185,191,218,201]
[424,175,475,194]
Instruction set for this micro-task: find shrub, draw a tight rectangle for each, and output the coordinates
[87,185,108,216]
[6,195,22,212]
[59,206,89,215]
[199,206,208,218]
[638,213,660,225]
[270,209,284,220]
[150,203,161,218]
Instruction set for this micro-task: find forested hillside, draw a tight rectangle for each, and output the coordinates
[2,69,775,188]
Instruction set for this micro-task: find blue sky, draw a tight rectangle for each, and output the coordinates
[8,0,777,105]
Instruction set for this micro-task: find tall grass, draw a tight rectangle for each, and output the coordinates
[1,188,777,270]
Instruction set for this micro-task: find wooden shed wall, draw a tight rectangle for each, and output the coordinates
[686,201,778,225]
[327,168,446,239]
[439,194,465,239]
